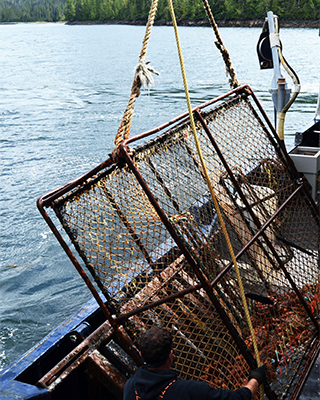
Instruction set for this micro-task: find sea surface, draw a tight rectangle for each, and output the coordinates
[0,22,319,381]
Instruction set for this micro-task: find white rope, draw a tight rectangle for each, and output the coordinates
[134,60,159,89]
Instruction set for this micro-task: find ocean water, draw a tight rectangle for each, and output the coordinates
[0,22,319,372]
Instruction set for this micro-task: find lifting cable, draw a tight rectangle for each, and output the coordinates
[166,0,263,395]
[114,0,159,148]
[201,0,239,89]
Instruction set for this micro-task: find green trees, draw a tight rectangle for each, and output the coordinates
[66,0,319,22]
[65,0,75,20]
[0,0,64,22]
[0,0,319,23]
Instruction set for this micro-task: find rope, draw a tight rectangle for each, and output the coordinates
[114,0,159,147]
[201,0,239,89]
[114,0,239,149]
[167,0,263,395]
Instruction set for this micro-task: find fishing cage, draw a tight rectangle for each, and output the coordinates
[38,86,320,400]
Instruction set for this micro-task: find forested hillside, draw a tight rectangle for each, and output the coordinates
[0,0,319,23]
[0,0,65,21]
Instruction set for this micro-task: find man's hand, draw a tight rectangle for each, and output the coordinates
[248,365,266,385]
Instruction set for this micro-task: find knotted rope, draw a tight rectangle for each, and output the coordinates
[201,0,239,89]
[114,0,240,150]
[114,0,159,148]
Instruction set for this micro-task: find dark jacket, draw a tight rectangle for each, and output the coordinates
[124,366,252,400]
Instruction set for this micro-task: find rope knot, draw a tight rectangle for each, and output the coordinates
[134,60,159,89]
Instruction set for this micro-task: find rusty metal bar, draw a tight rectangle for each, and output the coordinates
[47,349,90,391]
[44,346,128,394]
[39,158,115,208]
[115,282,202,324]
[119,143,259,371]
[37,324,113,388]
[86,350,127,399]
[195,108,320,333]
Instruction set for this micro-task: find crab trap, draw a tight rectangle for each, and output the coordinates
[38,86,320,400]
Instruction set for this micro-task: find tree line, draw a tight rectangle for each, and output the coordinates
[0,0,65,21]
[0,0,319,23]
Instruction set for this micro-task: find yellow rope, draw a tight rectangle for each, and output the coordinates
[167,0,263,393]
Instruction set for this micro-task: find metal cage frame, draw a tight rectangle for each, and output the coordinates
[37,85,320,400]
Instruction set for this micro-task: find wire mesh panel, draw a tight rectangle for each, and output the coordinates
[122,272,251,390]
[39,86,319,400]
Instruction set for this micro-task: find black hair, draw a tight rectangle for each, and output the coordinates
[138,327,172,366]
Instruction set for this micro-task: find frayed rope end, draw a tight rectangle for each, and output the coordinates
[134,60,159,89]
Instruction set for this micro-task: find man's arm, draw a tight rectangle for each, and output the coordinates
[244,365,267,398]
[243,378,259,398]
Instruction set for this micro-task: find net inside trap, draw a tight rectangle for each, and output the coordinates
[39,86,320,400]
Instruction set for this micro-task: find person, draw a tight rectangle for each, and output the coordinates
[124,327,266,400]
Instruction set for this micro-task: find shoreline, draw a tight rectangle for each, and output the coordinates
[66,19,319,28]
[1,19,318,28]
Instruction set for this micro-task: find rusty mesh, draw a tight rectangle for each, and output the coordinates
[41,88,319,400]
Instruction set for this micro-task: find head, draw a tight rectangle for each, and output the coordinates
[138,327,173,368]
